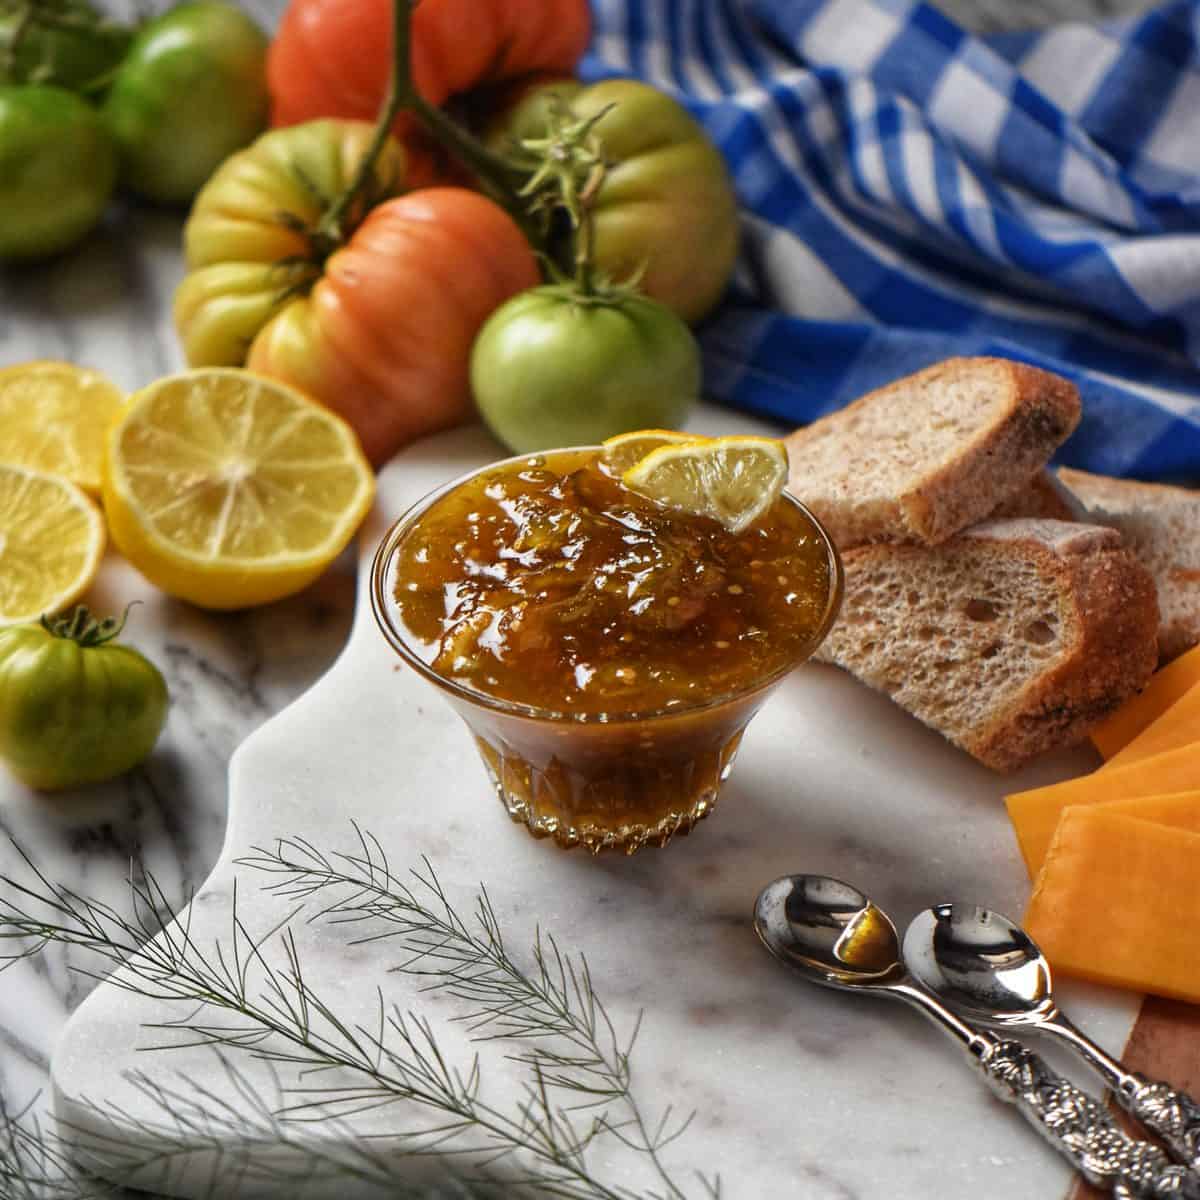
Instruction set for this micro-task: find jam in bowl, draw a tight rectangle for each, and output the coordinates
[371,445,842,853]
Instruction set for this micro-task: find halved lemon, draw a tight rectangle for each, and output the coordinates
[0,464,106,624]
[600,429,706,473]
[622,435,790,533]
[103,369,375,610]
[0,361,124,494]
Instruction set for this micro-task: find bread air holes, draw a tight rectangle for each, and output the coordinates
[1024,618,1057,645]
[963,597,999,622]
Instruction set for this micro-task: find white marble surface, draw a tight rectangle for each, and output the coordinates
[0,1,1150,1195]
[40,417,1141,1200]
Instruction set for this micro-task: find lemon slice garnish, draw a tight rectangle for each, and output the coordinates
[0,361,123,494]
[601,428,706,474]
[622,435,790,533]
[103,368,375,610]
[0,464,106,624]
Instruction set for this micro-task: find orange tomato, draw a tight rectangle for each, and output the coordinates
[245,188,539,463]
[267,0,591,129]
[175,119,408,368]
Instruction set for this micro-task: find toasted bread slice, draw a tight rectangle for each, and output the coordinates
[990,469,1084,522]
[817,519,1159,771]
[1056,468,1200,663]
[785,358,1080,549]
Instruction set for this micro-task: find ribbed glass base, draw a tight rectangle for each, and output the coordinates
[473,730,745,855]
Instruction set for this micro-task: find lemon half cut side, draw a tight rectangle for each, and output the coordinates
[0,464,106,625]
[103,369,375,610]
[0,361,124,494]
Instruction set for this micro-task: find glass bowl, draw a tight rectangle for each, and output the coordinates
[370,449,843,854]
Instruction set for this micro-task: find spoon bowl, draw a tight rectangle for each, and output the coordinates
[754,874,905,988]
[903,903,1056,1023]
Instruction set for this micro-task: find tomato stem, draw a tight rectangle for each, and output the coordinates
[512,99,615,296]
[574,161,606,297]
[412,94,531,209]
[315,0,412,243]
[316,0,538,253]
[42,603,138,647]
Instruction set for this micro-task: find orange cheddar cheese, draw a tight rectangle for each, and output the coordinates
[1006,745,1200,877]
[1091,643,1200,760]
[1102,679,1200,770]
[1025,807,1200,1004]
[1088,790,1200,833]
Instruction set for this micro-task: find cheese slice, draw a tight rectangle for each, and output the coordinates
[1102,679,1200,769]
[1091,643,1200,759]
[1026,807,1200,1004]
[1006,745,1200,876]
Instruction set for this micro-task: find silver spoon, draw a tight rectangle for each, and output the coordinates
[754,875,1200,1199]
[905,902,1200,1174]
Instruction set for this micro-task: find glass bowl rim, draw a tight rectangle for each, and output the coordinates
[369,445,844,726]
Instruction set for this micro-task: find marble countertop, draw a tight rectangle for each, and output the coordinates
[0,0,1160,1196]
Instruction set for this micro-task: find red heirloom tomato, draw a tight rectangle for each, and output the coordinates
[176,116,538,464]
[246,188,539,463]
[267,0,590,129]
[175,119,407,367]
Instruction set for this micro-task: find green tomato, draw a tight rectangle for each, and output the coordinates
[0,83,116,261]
[103,1,268,206]
[0,0,131,91]
[491,78,740,324]
[471,285,700,454]
[0,607,168,791]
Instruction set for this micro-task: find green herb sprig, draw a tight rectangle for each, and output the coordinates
[0,832,719,1199]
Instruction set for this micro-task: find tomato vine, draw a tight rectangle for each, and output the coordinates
[315,0,534,255]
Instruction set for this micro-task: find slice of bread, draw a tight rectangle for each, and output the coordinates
[817,519,1159,771]
[785,358,1081,549]
[990,469,1084,522]
[1056,468,1200,662]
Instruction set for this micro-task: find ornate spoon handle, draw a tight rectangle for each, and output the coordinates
[1037,1010,1200,1174]
[979,1039,1200,1199]
[1127,1076,1200,1177]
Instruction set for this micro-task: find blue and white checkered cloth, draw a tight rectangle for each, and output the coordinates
[583,0,1200,480]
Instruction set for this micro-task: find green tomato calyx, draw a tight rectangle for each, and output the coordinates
[535,272,639,309]
[41,602,136,647]
[514,96,613,229]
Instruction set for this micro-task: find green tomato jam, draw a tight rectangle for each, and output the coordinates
[392,449,833,717]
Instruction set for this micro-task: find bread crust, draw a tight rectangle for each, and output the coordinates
[962,522,1159,769]
[821,519,1159,771]
[1057,467,1200,661]
[786,357,1081,549]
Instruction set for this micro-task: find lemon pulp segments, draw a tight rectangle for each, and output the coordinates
[0,361,123,494]
[0,464,106,624]
[621,435,789,533]
[103,369,374,609]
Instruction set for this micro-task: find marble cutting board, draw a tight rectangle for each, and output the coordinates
[49,407,1141,1200]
